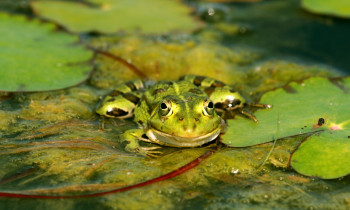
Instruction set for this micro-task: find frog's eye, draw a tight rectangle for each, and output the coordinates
[159,100,172,116]
[203,100,215,116]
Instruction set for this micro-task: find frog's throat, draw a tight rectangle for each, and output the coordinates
[145,124,223,147]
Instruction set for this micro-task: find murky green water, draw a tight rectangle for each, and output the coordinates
[1,0,350,209]
[211,0,350,73]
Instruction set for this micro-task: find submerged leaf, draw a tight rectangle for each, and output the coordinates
[31,0,201,34]
[302,0,350,18]
[0,13,92,92]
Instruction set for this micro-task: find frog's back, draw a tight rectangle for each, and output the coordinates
[143,81,207,105]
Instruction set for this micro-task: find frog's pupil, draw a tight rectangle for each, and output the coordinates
[161,103,167,109]
[208,101,214,109]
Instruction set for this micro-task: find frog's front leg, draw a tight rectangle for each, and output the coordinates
[235,108,258,123]
[121,129,162,157]
[234,103,272,123]
[246,103,272,109]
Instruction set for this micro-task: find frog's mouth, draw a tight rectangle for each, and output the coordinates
[145,121,224,147]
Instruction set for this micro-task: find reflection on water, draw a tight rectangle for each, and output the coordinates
[214,0,350,74]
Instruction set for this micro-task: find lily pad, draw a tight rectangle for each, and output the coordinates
[0,13,92,92]
[30,0,200,34]
[221,77,350,178]
[221,77,350,147]
[291,130,350,179]
[301,0,350,18]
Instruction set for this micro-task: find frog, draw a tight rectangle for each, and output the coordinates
[96,75,271,157]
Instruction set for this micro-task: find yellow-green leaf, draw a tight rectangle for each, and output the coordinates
[302,0,350,18]
[31,0,201,34]
[291,130,350,179]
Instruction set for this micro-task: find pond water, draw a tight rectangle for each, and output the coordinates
[219,0,350,74]
[1,0,350,209]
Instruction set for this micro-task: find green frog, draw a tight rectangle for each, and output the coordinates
[96,75,270,156]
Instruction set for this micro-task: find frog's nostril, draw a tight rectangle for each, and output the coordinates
[183,125,192,133]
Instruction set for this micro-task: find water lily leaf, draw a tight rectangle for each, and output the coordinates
[221,77,350,178]
[301,0,350,18]
[30,0,200,34]
[0,13,92,92]
[221,77,350,147]
[291,130,350,179]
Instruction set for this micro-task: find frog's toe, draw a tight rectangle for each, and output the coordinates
[247,103,272,109]
[138,146,163,158]
[237,108,259,123]
[146,152,162,158]
[139,136,152,143]
[142,146,162,151]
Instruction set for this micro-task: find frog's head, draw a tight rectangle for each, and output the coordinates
[145,94,225,147]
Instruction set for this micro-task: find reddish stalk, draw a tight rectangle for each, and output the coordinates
[0,150,215,199]
[90,47,147,79]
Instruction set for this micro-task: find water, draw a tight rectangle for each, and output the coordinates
[220,0,350,74]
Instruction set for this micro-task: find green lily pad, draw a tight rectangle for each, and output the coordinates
[30,0,200,34]
[221,76,350,178]
[291,130,350,179]
[302,0,350,18]
[222,77,350,147]
[0,13,92,92]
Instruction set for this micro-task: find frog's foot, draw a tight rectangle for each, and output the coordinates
[122,129,163,157]
[246,103,272,109]
[98,117,112,131]
[138,134,153,143]
[214,108,229,119]
[98,117,105,131]
[136,135,163,157]
[234,103,272,123]
[236,108,258,123]
[125,143,162,157]
[138,146,163,158]
[223,106,258,122]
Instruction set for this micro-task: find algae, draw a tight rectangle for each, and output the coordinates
[89,35,252,87]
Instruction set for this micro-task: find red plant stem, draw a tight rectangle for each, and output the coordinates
[0,150,215,199]
[90,47,147,79]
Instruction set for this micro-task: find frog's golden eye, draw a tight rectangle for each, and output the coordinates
[159,100,172,116]
[203,100,215,116]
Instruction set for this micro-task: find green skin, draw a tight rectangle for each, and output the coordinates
[136,81,225,144]
[121,80,228,156]
[97,77,264,156]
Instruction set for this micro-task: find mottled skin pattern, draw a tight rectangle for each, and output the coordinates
[96,76,270,156]
[135,81,223,137]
